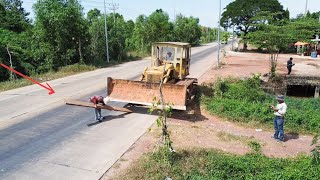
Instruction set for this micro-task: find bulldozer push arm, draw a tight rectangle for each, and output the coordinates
[106,77,197,110]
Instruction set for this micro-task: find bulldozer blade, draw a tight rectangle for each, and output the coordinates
[106,77,195,110]
[65,99,132,113]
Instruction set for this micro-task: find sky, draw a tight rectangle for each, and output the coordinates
[22,0,320,27]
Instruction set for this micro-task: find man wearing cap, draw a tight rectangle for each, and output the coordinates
[89,95,110,122]
[270,95,287,142]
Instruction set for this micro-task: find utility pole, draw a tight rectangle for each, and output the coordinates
[232,25,235,51]
[305,0,308,16]
[208,28,211,42]
[217,0,221,68]
[107,0,119,28]
[104,0,110,62]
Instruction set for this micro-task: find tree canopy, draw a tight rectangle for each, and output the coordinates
[249,17,320,77]
[250,18,319,53]
[31,0,87,72]
[220,0,288,50]
[174,14,202,46]
[0,0,31,33]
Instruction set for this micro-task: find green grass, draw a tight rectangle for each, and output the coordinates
[0,63,96,92]
[200,76,320,134]
[119,148,320,179]
[247,140,262,153]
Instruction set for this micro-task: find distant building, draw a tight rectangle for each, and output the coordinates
[311,35,320,57]
[294,34,320,57]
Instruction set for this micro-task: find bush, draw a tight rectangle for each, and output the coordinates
[120,148,320,179]
[203,77,320,133]
[58,63,96,73]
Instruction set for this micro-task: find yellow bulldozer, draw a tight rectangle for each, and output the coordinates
[106,42,197,110]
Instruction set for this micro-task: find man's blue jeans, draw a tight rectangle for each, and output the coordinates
[274,116,284,141]
[94,108,102,120]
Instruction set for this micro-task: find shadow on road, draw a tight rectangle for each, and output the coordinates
[87,101,208,126]
[87,103,151,127]
[126,101,208,122]
[87,112,132,126]
[124,104,150,114]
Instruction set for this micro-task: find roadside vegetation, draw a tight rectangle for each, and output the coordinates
[0,63,96,91]
[119,148,320,179]
[0,56,140,92]
[201,76,320,134]
[199,76,320,167]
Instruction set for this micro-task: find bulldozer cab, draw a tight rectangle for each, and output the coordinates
[152,42,191,79]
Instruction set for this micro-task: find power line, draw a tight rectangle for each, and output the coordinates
[107,0,119,26]
[107,1,119,12]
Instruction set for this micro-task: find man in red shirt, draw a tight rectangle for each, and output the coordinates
[89,95,105,122]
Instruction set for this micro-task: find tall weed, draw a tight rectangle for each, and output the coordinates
[120,148,320,179]
[204,77,320,134]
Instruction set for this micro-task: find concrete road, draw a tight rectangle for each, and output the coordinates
[0,42,223,179]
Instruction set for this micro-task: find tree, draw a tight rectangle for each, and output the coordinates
[0,28,33,81]
[174,14,201,45]
[145,9,173,47]
[124,20,135,51]
[1,0,31,33]
[31,0,88,72]
[87,11,131,63]
[129,15,148,54]
[125,20,134,40]
[293,11,320,21]
[129,9,177,54]
[87,11,105,64]
[222,31,230,43]
[221,0,287,50]
[108,13,130,60]
[0,0,33,81]
[0,3,6,27]
[250,18,319,77]
[87,8,101,24]
[307,11,320,20]
[201,27,218,43]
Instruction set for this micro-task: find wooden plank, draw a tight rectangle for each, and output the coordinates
[65,99,132,113]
